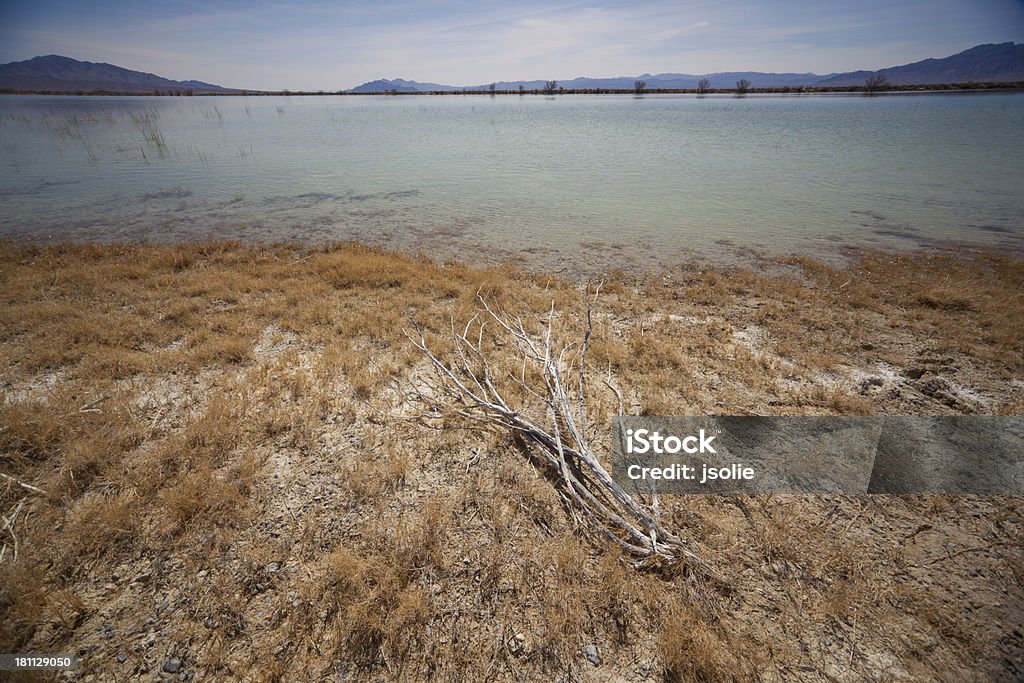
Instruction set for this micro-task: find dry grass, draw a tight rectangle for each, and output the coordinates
[0,241,1021,681]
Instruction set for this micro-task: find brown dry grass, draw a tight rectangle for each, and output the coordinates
[0,241,1021,681]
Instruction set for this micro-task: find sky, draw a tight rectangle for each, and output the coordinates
[1,0,1022,90]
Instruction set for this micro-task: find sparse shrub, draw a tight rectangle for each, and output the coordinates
[864,72,889,93]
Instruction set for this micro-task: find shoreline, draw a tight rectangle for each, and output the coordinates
[3,230,1022,279]
[1,240,1021,680]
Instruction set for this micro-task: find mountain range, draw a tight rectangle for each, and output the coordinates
[350,43,1024,92]
[0,55,234,93]
[1,43,1021,95]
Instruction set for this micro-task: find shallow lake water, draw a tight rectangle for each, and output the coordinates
[1,91,1021,271]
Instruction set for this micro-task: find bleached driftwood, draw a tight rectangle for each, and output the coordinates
[407,287,714,573]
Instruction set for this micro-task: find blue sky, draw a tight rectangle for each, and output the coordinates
[1,0,1021,89]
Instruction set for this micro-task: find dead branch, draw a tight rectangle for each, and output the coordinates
[406,287,715,574]
[0,472,49,496]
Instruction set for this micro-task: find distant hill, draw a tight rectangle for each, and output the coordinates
[350,43,1024,92]
[349,78,458,93]
[818,42,1024,86]
[0,55,237,93]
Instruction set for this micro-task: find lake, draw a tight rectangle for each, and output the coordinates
[1,92,1022,271]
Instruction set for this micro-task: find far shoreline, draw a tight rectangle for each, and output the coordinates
[2,81,1023,97]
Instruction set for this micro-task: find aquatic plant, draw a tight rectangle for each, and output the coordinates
[130,109,168,156]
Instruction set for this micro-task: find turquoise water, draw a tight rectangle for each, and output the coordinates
[1,92,1021,269]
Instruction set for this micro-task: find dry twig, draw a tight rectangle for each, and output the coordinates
[2,500,26,563]
[0,472,49,496]
[78,394,112,413]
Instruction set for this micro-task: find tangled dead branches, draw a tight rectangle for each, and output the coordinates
[407,287,715,574]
